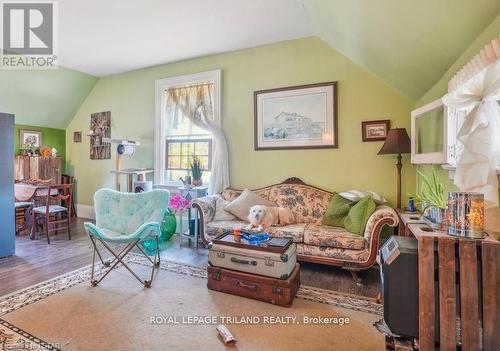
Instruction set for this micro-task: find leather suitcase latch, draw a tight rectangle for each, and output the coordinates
[217,250,225,258]
[264,257,275,267]
[273,285,283,295]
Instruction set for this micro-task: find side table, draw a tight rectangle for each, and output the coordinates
[177,208,199,248]
[178,186,208,248]
[395,208,427,237]
[408,223,499,350]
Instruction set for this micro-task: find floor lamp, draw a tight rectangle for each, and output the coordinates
[378,128,411,209]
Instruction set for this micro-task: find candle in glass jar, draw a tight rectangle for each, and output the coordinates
[447,192,485,239]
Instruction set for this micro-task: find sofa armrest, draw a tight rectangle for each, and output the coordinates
[363,205,399,244]
[191,195,220,246]
[191,195,218,224]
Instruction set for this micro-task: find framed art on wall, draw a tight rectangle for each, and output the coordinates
[361,119,390,142]
[73,131,82,143]
[254,82,338,150]
[90,111,111,160]
[19,129,43,149]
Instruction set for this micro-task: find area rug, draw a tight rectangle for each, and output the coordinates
[0,255,383,350]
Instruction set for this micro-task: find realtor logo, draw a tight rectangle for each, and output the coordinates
[1,1,58,69]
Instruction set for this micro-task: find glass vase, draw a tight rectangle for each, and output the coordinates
[160,208,177,242]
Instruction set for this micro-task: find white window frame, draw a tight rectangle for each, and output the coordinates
[412,98,500,179]
[154,69,221,186]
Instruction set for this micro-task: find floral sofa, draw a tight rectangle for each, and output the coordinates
[192,178,399,282]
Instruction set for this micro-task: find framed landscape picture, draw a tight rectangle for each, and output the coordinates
[254,82,338,150]
[361,119,391,142]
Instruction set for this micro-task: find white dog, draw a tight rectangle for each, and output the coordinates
[246,205,296,231]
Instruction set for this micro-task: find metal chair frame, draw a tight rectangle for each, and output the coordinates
[89,235,161,288]
[84,188,169,289]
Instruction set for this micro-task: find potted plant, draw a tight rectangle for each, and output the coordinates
[413,168,448,228]
[22,140,35,156]
[190,156,203,187]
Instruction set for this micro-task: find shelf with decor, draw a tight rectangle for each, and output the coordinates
[14,156,62,184]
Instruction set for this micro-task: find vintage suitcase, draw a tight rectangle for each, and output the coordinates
[207,264,300,307]
[208,233,297,279]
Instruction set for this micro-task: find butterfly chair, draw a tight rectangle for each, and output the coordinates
[84,188,169,288]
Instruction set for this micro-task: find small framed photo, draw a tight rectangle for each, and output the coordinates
[361,120,391,142]
[19,129,43,148]
[73,131,82,143]
[254,82,338,150]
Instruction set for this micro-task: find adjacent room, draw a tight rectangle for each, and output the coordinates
[0,1,499,350]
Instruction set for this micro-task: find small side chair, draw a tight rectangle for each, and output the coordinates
[84,188,169,288]
[15,201,34,235]
[32,184,73,244]
[61,174,77,218]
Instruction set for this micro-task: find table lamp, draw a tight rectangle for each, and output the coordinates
[378,128,411,208]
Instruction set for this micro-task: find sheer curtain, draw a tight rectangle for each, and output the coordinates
[443,60,500,208]
[166,83,230,194]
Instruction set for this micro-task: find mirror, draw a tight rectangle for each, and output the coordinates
[411,98,448,164]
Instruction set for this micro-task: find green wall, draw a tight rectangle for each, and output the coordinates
[415,14,500,196]
[14,124,66,171]
[0,67,97,129]
[66,37,416,206]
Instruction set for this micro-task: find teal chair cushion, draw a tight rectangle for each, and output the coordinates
[84,189,169,243]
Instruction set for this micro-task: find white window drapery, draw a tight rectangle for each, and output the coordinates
[166,83,230,194]
[443,59,500,208]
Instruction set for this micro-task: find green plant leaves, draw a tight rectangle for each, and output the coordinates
[413,167,446,209]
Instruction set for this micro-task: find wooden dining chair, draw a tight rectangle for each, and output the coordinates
[32,184,73,244]
[15,201,34,235]
[61,174,77,218]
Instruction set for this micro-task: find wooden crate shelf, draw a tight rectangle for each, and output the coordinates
[408,224,499,351]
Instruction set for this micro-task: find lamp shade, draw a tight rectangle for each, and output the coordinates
[378,128,411,155]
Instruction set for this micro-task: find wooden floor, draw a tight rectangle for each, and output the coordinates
[0,217,380,297]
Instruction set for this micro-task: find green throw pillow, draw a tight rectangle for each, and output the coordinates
[344,196,377,235]
[322,193,354,227]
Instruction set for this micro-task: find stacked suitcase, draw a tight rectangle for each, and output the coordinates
[207,232,300,307]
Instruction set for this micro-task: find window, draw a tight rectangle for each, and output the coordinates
[166,139,212,183]
[154,70,221,186]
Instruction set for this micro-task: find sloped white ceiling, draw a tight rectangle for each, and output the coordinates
[59,0,313,77]
[58,0,500,100]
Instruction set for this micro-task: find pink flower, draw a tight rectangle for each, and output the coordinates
[168,194,190,213]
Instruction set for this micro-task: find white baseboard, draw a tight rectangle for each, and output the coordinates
[76,204,95,220]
